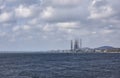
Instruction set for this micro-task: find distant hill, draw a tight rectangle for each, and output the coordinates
[96,46,115,49]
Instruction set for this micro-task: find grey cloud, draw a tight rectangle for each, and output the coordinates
[5,0,42,6]
[0,0,120,51]
[92,0,107,8]
[88,0,114,19]
[40,6,89,23]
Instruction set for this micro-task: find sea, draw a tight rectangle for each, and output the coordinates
[0,52,120,78]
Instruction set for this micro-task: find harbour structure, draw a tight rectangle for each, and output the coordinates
[70,39,82,52]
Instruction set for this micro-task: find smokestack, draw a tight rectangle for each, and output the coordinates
[71,40,73,51]
[74,39,79,50]
[80,39,82,49]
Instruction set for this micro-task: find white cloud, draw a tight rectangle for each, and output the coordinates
[22,25,31,30]
[41,6,55,19]
[12,26,21,32]
[15,5,33,18]
[0,32,6,37]
[12,25,31,32]
[28,18,38,25]
[43,24,55,32]
[42,22,80,33]
[0,12,11,22]
[56,22,79,29]
[101,29,114,34]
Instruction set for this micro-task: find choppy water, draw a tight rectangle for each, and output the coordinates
[0,53,120,78]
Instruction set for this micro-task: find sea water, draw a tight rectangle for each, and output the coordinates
[0,52,120,78]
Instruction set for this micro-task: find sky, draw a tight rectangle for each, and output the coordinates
[0,0,120,51]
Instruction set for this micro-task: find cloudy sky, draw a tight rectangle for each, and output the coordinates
[0,0,120,51]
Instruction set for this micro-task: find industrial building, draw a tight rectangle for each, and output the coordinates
[71,39,82,52]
